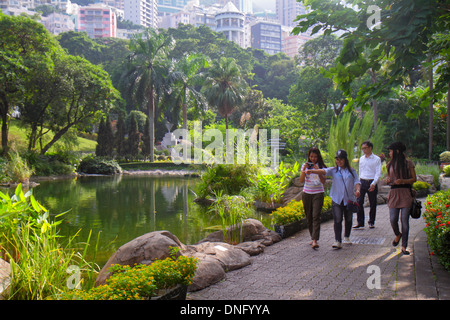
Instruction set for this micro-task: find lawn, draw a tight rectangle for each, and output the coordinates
[5,120,96,153]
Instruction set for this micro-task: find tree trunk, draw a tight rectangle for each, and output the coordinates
[1,112,8,155]
[370,69,378,128]
[0,95,9,155]
[182,103,187,131]
[40,126,71,155]
[447,83,450,150]
[428,56,433,160]
[148,89,155,163]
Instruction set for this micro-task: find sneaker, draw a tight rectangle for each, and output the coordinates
[332,241,342,249]
[353,224,364,229]
[369,223,375,229]
[343,237,352,244]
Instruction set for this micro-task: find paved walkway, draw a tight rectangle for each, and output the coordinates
[187,200,450,300]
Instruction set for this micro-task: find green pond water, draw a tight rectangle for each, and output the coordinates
[27,174,272,267]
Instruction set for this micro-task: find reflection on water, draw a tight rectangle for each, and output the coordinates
[28,175,271,266]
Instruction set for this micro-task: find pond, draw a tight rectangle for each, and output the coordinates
[28,174,272,267]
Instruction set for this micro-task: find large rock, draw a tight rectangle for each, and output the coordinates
[95,230,185,286]
[94,221,280,291]
[439,174,450,191]
[197,219,281,246]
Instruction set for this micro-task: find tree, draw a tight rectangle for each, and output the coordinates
[115,113,126,157]
[39,55,119,154]
[165,53,209,130]
[0,13,58,154]
[203,57,248,129]
[122,28,175,162]
[293,0,450,158]
[128,112,140,157]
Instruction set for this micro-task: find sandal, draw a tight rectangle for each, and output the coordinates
[392,233,402,247]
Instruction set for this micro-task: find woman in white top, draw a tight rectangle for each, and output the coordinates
[299,147,326,249]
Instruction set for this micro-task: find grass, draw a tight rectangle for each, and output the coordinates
[6,119,96,153]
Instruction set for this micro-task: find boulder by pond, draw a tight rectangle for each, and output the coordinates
[95,219,281,292]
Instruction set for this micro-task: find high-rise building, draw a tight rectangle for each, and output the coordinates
[78,4,117,38]
[124,0,158,29]
[251,20,282,55]
[276,0,306,27]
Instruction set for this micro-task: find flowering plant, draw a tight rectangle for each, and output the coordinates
[271,196,332,225]
[423,190,450,270]
[62,247,198,300]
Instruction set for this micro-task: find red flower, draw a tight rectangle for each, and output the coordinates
[430,252,435,256]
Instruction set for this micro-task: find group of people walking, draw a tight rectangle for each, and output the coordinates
[299,141,416,255]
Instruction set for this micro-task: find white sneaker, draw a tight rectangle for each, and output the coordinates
[343,237,352,244]
[332,241,342,249]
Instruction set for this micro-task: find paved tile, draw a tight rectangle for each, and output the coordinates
[188,201,449,300]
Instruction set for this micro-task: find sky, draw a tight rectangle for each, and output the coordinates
[252,0,276,11]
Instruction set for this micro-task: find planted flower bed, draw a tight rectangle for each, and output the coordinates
[423,189,450,271]
[271,196,332,238]
[60,248,198,300]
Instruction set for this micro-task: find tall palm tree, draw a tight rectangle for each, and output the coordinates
[203,57,247,130]
[122,28,175,162]
[165,53,210,130]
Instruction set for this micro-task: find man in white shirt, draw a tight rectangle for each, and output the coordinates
[354,141,382,229]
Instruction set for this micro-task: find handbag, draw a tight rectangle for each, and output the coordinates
[339,169,360,213]
[410,189,422,219]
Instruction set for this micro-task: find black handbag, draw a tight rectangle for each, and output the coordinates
[410,189,422,219]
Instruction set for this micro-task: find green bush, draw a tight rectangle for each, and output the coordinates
[413,181,431,190]
[0,184,98,300]
[444,165,450,177]
[439,151,450,162]
[423,190,450,271]
[62,248,198,300]
[78,156,122,175]
[25,151,78,176]
[195,164,258,199]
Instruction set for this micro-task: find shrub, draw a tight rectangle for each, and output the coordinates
[271,196,332,226]
[439,151,450,162]
[0,184,97,300]
[63,247,198,300]
[195,164,258,199]
[413,181,431,190]
[423,190,450,270]
[444,165,450,177]
[78,156,122,175]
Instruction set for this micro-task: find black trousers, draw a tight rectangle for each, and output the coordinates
[356,179,378,226]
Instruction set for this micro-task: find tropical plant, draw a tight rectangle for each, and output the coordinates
[165,53,210,130]
[203,57,248,129]
[0,184,99,299]
[195,164,258,199]
[122,28,175,162]
[326,110,386,165]
[209,192,254,244]
[250,162,300,204]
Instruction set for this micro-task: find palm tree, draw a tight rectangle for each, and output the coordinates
[165,53,210,130]
[203,57,247,130]
[122,28,175,162]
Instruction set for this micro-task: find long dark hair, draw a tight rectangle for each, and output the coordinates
[308,147,327,168]
[335,150,354,178]
[387,142,409,178]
